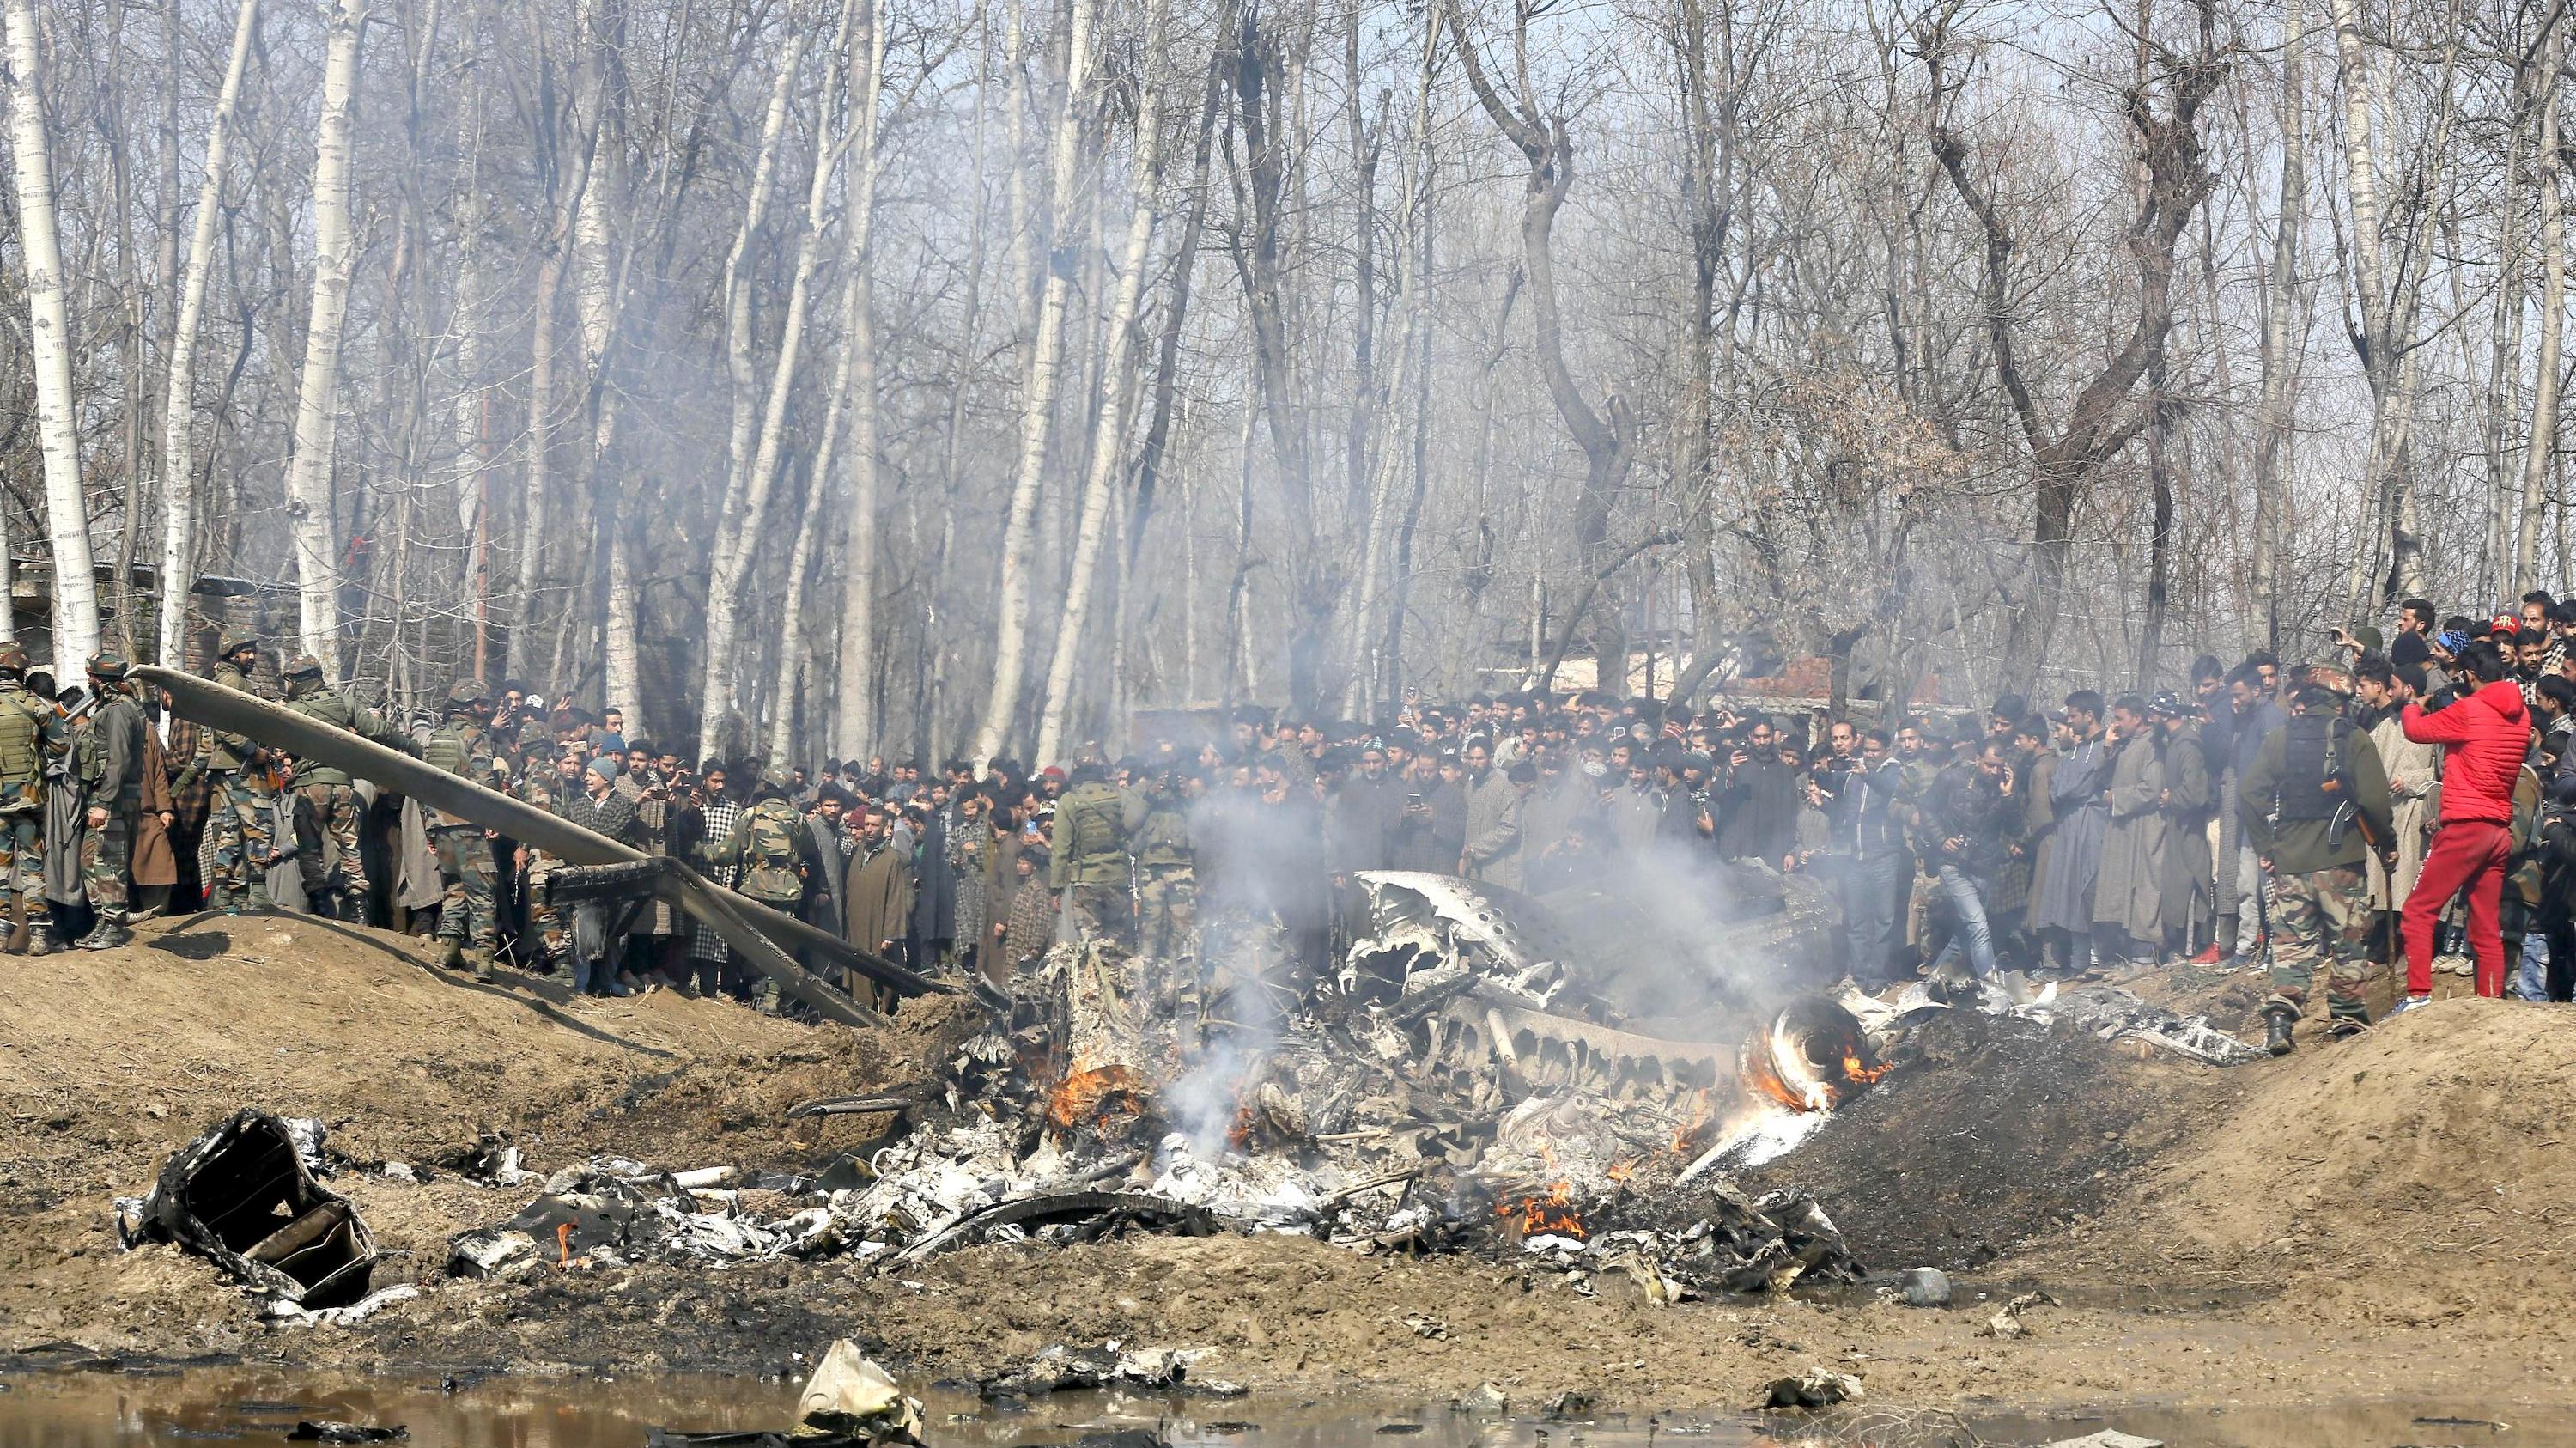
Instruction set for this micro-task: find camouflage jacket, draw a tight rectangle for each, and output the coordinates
[711,797,812,904]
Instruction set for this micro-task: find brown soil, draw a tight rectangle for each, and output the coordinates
[3,917,2574,1425]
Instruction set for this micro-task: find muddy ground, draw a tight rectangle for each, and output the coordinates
[3,915,2573,1431]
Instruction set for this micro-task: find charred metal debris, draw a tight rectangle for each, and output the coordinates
[122,869,2256,1317]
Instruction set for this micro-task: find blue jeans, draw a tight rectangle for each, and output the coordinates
[1931,864,1998,979]
[2516,931,2551,1001]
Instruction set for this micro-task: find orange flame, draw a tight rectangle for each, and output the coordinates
[1607,1158,1638,1184]
[556,1221,575,1266]
[1496,1182,1586,1240]
[1045,1060,1151,1134]
[1842,1049,1890,1086]
[1671,1089,1719,1157]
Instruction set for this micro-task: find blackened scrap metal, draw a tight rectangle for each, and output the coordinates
[787,1088,929,1120]
[540,857,683,904]
[887,1190,1220,1265]
[137,666,947,1019]
[139,1110,380,1307]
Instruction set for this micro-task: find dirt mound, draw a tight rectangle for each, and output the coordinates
[0,914,964,1355]
[1740,1008,2221,1272]
[2090,996,2576,1329]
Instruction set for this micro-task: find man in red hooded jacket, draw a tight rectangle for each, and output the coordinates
[2397,641,2530,1005]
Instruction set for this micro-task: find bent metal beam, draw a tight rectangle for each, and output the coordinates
[137,666,951,1029]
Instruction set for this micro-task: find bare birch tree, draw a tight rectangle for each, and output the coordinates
[970,0,1095,764]
[279,0,368,672]
[3,0,96,671]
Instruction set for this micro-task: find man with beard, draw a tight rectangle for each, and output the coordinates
[1459,738,1522,889]
[2093,695,2169,969]
[2034,691,2114,976]
[2152,691,2215,962]
[1716,715,1798,868]
[802,785,855,944]
[842,805,914,1006]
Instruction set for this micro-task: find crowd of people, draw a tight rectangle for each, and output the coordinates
[18,594,2575,1055]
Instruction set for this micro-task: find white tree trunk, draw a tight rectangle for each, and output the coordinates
[772,269,866,765]
[2521,26,2566,593]
[708,31,809,592]
[280,0,368,673]
[829,0,888,763]
[768,472,829,764]
[570,0,636,728]
[1033,0,1170,767]
[2250,1,2302,648]
[155,0,259,668]
[3,0,98,672]
[696,9,854,757]
[969,0,1094,765]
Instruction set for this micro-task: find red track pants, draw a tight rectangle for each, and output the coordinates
[2400,818,2512,998]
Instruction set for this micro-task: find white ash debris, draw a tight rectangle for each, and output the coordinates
[1837,970,2268,1068]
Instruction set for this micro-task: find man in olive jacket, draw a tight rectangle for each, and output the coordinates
[2239,679,2394,1053]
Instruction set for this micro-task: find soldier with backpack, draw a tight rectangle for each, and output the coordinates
[2239,680,2394,1053]
[0,645,62,952]
[423,680,502,978]
[278,654,415,922]
[73,653,151,950]
[708,769,815,1012]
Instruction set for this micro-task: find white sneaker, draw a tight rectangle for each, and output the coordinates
[2433,953,2475,977]
[2385,994,2433,1019]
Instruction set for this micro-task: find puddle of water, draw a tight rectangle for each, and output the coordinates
[1971,1401,2576,1447]
[9,1365,2575,1448]
[0,1366,1777,1448]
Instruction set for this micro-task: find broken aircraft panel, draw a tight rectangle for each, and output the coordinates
[139,1110,379,1308]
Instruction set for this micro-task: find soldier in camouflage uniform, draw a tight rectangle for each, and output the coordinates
[1132,767,1198,1001]
[511,729,576,972]
[74,653,150,949]
[2239,681,2395,1053]
[1049,763,1134,951]
[0,645,61,952]
[197,636,265,910]
[424,679,502,978]
[279,654,415,922]
[708,769,815,1011]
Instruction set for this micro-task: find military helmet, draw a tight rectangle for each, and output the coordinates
[0,644,27,678]
[217,634,259,659]
[760,766,795,794]
[283,654,326,680]
[446,678,493,709]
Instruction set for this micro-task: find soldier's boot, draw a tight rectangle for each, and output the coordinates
[750,979,783,1016]
[2263,1006,2297,1057]
[26,910,55,956]
[3,897,28,955]
[438,938,467,971]
[75,921,132,952]
[467,948,501,984]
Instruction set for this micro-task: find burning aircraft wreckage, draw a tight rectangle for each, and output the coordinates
[125,671,2265,1326]
[422,865,1905,1304]
[154,872,2258,1332]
